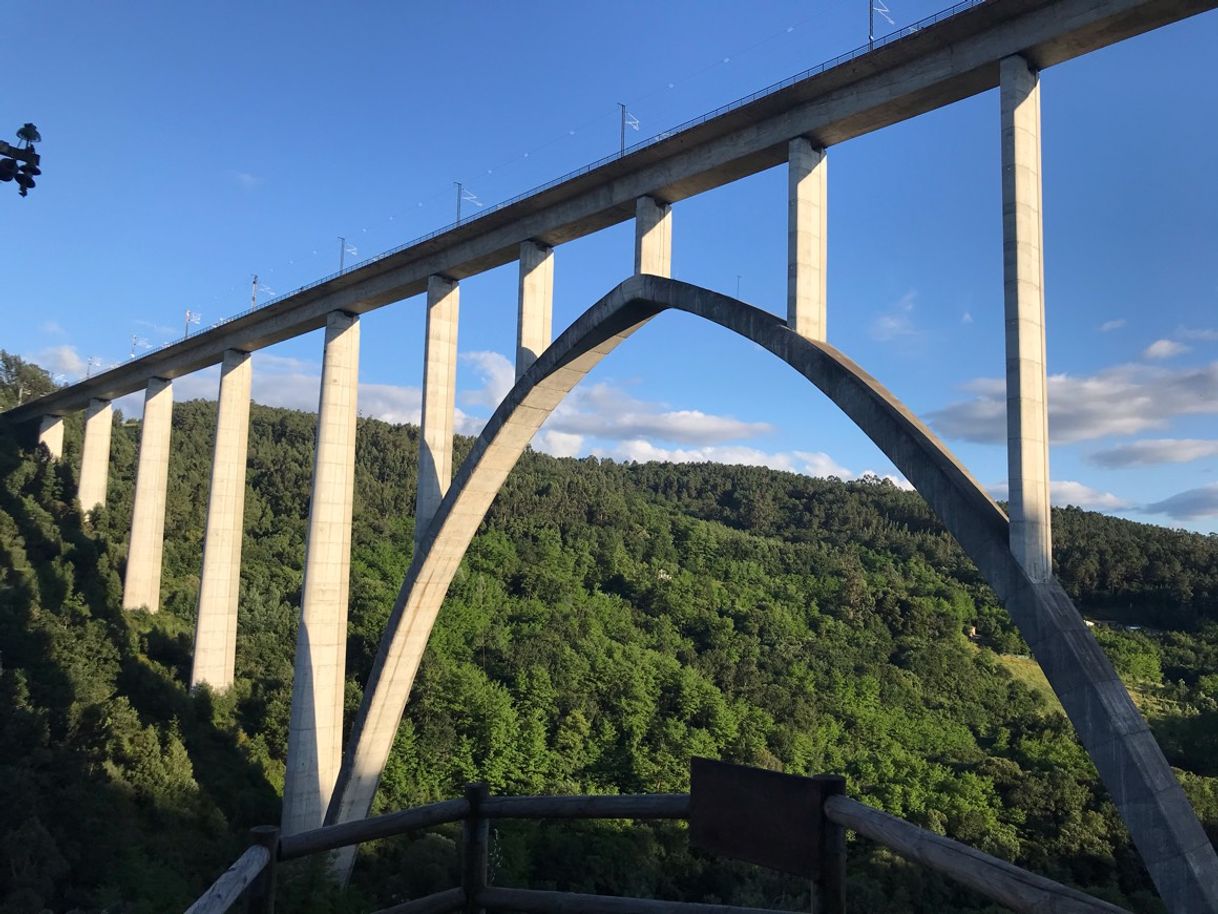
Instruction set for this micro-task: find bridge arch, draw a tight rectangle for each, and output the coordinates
[328,276,1215,910]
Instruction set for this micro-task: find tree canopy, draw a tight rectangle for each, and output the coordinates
[0,367,1214,913]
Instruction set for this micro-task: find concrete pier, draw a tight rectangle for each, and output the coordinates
[788,137,827,341]
[635,196,672,277]
[516,241,554,380]
[1000,55,1052,583]
[191,350,253,691]
[78,398,113,513]
[123,378,174,612]
[283,311,361,836]
[415,275,460,548]
[38,415,64,460]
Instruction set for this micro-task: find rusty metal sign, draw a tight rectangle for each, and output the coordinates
[688,757,842,878]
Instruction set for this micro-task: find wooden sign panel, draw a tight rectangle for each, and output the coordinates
[688,757,841,878]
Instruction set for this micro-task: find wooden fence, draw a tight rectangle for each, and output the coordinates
[185,771,1130,914]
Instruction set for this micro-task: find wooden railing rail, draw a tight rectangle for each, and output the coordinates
[823,796,1129,914]
[477,887,797,914]
[185,776,1132,914]
[279,797,470,861]
[480,792,690,820]
[183,842,271,914]
[372,886,467,914]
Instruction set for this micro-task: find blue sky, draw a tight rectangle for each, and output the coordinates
[6,1,1218,532]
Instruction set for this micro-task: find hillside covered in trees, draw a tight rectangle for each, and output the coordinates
[1,355,1216,913]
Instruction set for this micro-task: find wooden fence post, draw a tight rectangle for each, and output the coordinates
[811,777,846,914]
[463,783,490,914]
[247,825,280,914]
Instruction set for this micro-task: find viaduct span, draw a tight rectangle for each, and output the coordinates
[6,1,1218,910]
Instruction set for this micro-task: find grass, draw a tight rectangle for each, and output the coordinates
[994,652,1064,713]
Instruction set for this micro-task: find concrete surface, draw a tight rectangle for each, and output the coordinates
[283,311,361,836]
[123,377,173,612]
[416,275,459,548]
[78,398,112,513]
[37,415,63,460]
[1001,55,1052,583]
[635,196,672,277]
[191,350,252,691]
[516,241,554,380]
[787,137,827,341]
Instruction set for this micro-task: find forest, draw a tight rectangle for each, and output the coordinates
[0,351,1215,914]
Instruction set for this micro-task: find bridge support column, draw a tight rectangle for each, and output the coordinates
[634,196,671,277]
[283,311,361,836]
[78,398,112,513]
[123,378,174,612]
[1000,55,1051,583]
[191,349,253,691]
[416,275,460,548]
[787,137,827,341]
[38,415,64,460]
[516,241,554,380]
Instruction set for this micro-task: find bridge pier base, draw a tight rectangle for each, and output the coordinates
[517,241,554,380]
[283,311,361,836]
[191,349,253,691]
[788,137,827,342]
[38,415,64,460]
[416,275,460,548]
[123,377,174,612]
[78,398,113,513]
[1000,55,1052,583]
[635,196,672,277]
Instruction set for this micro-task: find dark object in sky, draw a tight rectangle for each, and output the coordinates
[16,123,40,146]
[1,124,41,197]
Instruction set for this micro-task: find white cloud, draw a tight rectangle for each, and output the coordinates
[1089,438,1218,468]
[39,321,65,336]
[990,479,1131,511]
[794,450,856,478]
[256,352,316,374]
[592,440,910,488]
[360,382,424,425]
[160,354,426,426]
[34,345,86,378]
[460,351,515,409]
[596,440,815,473]
[927,361,1218,444]
[162,366,220,402]
[1143,339,1189,360]
[869,291,919,342]
[1144,484,1218,521]
[961,311,974,325]
[250,361,318,412]
[1179,327,1218,342]
[534,430,584,458]
[134,318,180,346]
[1099,319,1126,333]
[544,382,772,446]
[112,345,915,492]
[1049,480,1131,511]
[233,171,263,189]
[453,353,774,449]
[444,353,910,485]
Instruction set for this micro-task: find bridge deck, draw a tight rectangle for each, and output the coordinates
[5,0,1214,424]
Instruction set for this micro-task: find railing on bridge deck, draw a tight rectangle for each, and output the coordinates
[184,760,1130,914]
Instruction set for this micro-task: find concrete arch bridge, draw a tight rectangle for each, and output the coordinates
[5,1,1217,910]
